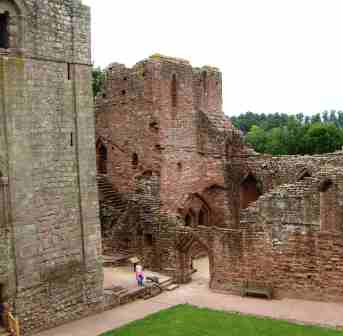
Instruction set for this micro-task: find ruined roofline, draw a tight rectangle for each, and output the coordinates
[105,54,222,74]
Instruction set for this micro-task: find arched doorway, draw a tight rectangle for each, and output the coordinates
[297,169,311,181]
[97,141,108,174]
[176,233,213,287]
[240,174,261,209]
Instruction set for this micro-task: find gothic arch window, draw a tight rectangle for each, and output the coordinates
[240,174,262,209]
[0,0,24,50]
[0,11,9,49]
[171,73,177,108]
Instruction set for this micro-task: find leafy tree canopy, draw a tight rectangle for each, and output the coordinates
[232,111,343,155]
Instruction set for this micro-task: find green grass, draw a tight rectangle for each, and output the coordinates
[101,304,341,336]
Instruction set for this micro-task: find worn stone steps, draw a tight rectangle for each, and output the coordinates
[164,283,180,291]
[97,175,128,211]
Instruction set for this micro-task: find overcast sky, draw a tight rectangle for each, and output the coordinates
[83,0,343,116]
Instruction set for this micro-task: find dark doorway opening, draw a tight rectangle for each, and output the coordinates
[0,12,9,49]
[240,174,261,209]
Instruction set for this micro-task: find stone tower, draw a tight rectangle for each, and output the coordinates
[95,55,232,275]
[0,0,103,333]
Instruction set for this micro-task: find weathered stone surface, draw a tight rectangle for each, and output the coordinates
[96,54,343,305]
[0,0,103,334]
[95,55,232,275]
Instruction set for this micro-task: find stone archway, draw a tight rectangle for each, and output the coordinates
[176,232,214,287]
[0,0,25,50]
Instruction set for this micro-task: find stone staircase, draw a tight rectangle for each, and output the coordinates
[159,278,180,291]
[97,174,128,212]
[103,274,180,310]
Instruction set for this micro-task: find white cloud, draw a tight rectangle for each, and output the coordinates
[83,0,343,116]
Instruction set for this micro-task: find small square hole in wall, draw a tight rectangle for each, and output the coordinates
[121,90,126,95]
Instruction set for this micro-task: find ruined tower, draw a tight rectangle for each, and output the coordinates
[0,0,103,333]
[95,55,233,276]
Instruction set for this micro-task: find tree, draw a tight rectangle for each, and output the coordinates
[304,123,343,154]
[265,127,288,155]
[92,66,106,98]
[245,125,267,153]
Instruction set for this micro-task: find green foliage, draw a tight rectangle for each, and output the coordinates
[234,111,343,155]
[245,125,267,153]
[92,66,106,98]
[304,123,343,154]
[101,304,341,336]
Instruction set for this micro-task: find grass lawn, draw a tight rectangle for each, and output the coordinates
[101,304,341,336]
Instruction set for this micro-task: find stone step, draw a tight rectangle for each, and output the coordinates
[160,278,174,289]
[165,283,179,291]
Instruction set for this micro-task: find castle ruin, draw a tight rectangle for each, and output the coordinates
[1,1,343,335]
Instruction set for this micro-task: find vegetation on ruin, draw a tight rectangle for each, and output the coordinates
[100,304,341,336]
[92,66,106,98]
[232,111,343,155]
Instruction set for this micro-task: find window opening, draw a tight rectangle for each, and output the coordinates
[185,214,192,227]
[202,71,207,93]
[0,12,9,49]
[171,74,177,108]
[132,153,138,168]
[98,144,108,174]
[199,209,206,226]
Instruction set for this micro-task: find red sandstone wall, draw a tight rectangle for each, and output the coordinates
[211,166,343,303]
[212,228,343,302]
[96,55,230,227]
[95,61,161,193]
